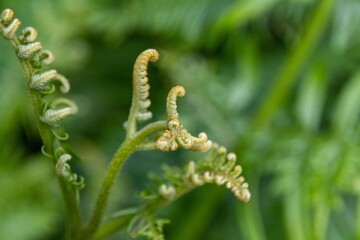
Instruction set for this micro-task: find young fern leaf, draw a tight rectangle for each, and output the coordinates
[32,49,55,68]
[128,214,169,240]
[130,145,250,239]
[1,9,20,39]
[1,8,83,234]
[155,144,250,203]
[126,49,159,137]
[1,7,77,155]
[30,70,70,94]
[18,26,38,43]
[41,98,78,127]
[189,144,251,202]
[55,152,85,190]
[155,86,212,152]
[17,41,42,59]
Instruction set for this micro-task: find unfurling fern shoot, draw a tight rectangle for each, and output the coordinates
[0,8,250,240]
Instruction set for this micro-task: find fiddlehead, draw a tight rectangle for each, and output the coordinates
[155,86,212,152]
[126,49,159,137]
[18,26,38,43]
[1,9,20,39]
[55,152,85,190]
[0,8,78,162]
[17,41,42,59]
[0,8,82,235]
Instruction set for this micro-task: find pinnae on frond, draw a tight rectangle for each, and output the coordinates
[41,98,78,126]
[159,184,176,200]
[155,85,212,152]
[153,144,250,203]
[185,145,251,203]
[0,9,20,39]
[126,49,159,137]
[166,86,185,119]
[0,9,14,23]
[30,70,70,94]
[55,152,85,190]
[18,27,38,43]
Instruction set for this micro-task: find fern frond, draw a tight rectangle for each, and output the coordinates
[1,8,82,234]
[0,9,20,39]
[18,26,38,43]
[17,42,42,59]
[125,49,159,137]
[41,98,78,126]
[156,86,212,152]
[30,70,70,94]
[128,214,169,240]
[55,152,85,190]
[144,144,250,203]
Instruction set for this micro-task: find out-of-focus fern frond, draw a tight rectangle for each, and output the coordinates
[296,61,328,131]
[332,70,360,136]
[331,0,360,54]
[88,0,224,44]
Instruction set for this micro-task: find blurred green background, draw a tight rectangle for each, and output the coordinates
[1,0,360,239]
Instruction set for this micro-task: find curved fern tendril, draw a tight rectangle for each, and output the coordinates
[0,8,14,23]
[155,86,212,152]
[31,49,55,68]
[126,49,159,137]
[55,153,85,190]
[30,69,70,94]
[18,27,38,43]
[158,184,176,200]
[18,42,42,59]
[41,98,78,126]
[0,9,20,39]
[186,144,251,202]
[154,144,251,203]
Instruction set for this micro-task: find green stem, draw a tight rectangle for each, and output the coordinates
[83,121,167,239]
[24,61,82,239]
[58,178,82,239]
[253,0,335,127]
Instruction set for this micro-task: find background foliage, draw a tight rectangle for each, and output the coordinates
[1,0,360,239]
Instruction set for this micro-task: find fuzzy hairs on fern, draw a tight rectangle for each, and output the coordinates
[126,49,159,137]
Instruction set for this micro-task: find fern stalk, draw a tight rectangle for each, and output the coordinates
[83,121,167,238]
